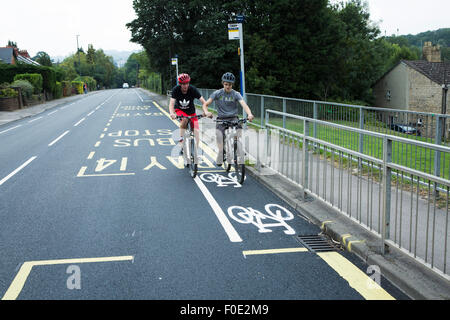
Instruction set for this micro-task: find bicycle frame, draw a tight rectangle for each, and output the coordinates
[177,114,203,178]
[215,118,247,184]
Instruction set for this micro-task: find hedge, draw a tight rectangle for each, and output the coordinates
[0,88,18,98]
[55,81,63,99]
[0,64,57,96]
[11,79,34,99]
[14,73,43,94]
[71,81,83,94]
[74,76,97,91]
[62,81,72,97]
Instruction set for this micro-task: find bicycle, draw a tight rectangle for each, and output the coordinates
[177,114,203,178]
[215,118,247,184]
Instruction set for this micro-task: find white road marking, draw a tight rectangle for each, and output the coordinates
[194,176,242,242]
[74,118,86,127]
[0,156,37,186]
[48,110,59,115]
[28,117,43,123]
[0,125,22,134]
[48,130,70,147]
[134,89,144,102]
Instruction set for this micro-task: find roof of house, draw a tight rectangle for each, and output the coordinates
[402,60,450,86]
[0,47,14,64]
[373,59,450,88]
[17,54,40,66]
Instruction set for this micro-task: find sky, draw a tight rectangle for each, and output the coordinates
[0,0,142,59]
[1,0,449,60]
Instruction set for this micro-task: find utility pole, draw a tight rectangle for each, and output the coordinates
[76,35,81,75]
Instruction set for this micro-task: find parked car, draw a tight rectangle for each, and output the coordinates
[390,123,421,136]
[123,83,129,89]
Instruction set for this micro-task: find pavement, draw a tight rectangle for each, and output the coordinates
[0,91,99,127]
[2,88,449,300]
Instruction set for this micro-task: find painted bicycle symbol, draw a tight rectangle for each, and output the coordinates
[199,172,245,188]
[227,204,296,235]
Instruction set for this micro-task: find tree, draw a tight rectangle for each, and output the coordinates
[86,45,96,65]
[33,51,53,67]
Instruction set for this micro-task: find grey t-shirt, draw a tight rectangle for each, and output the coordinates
[209,88,243,118]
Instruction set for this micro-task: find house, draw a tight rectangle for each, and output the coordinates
[372,42,449,116]
[0,46,40,66]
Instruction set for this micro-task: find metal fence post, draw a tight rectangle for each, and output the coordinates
[283,98,286,129]
[382,136,392,254]
[261,96,265,128]
[359,107,364,153]
[434,115,443,197]
[313,102,318,139]
[302,119,310,199]
[434,115,443,176]
[265,110,270,166]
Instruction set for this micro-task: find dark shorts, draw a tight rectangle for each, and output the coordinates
[216,116,241,139]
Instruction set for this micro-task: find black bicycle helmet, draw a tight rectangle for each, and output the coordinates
[221,72,235,83]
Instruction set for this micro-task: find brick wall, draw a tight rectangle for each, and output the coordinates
[408,67,444,114]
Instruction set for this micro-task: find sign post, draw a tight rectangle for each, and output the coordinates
[171,55,179,85]
[229,14,246,118]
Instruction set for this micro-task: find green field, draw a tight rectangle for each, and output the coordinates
[264,117,450,180]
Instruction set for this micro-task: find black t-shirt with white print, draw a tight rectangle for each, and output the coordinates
[171,85,201,115]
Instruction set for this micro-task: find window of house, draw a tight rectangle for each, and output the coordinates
[386,90,391,101]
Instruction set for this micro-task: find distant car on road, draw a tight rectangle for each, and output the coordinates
[390,123,421,136]
[123,83,129,89]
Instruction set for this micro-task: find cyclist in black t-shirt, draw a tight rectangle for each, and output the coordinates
[169,73,207,147]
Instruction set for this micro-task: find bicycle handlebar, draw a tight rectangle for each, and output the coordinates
[176,114,204,120]
[214,118,248,126]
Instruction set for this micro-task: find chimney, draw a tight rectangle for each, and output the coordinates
[423,41,441,62]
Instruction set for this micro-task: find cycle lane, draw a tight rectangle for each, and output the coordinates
[139,98,407,300]
[1,89,408,300]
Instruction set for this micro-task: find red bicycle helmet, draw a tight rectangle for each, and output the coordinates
[178,73,191,84]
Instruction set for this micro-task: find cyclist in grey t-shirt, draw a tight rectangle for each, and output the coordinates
[202,72,254,166]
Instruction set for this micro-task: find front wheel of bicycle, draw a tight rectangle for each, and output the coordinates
[235,163,245,184]
[189,137,198,178]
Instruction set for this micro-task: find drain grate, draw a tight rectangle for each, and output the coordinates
[297,234,338,252]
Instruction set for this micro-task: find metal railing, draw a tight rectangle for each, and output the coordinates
[198,89,450,180]
[259,109,450,278]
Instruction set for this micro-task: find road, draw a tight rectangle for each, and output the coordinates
[0,88,408,304]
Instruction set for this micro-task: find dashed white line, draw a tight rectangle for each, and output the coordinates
[48,110,59,116]
[74,118,86,127]
[28,117,43,123]
[0,125,22,134]
[48,130,70,147]
[0,156,37,186]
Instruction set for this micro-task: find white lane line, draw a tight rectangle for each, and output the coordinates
[194,176,242,243]
[87,110,95,116]
[28,117,43,123]
[74,118,86,127]
[48,110,59,116]
[48,130,70,147]
[0,125,22,134]
[134,89,144,102]
[0,156,37,186]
